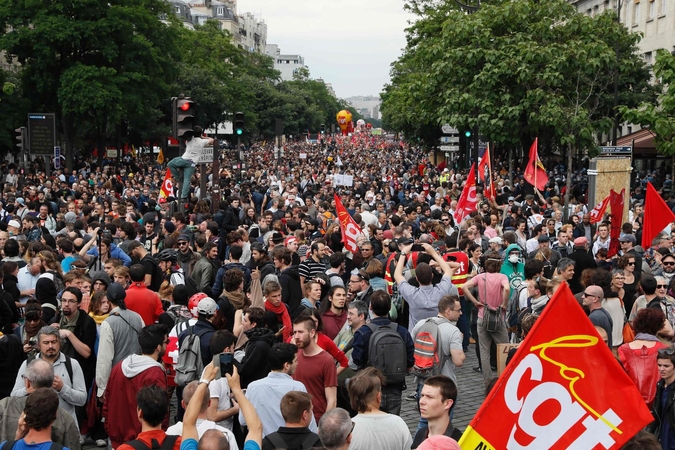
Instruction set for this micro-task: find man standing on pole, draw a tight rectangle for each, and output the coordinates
[168,126,213,202]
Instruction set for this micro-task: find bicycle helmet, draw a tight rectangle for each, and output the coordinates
[188,293,209,318]
[157,248,178,262]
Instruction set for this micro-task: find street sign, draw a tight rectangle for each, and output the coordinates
[441,124,458,134]
[599,146,632,156]
[440,145,460,152]
[440,136,460,144]
[28,113,56,155]
[196,146,214,164]
[54,146,60,169]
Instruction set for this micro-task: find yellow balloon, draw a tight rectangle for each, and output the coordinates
[328,156,334,162]
[336,110,352,131]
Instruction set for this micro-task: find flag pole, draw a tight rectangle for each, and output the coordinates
[533,138,537,191]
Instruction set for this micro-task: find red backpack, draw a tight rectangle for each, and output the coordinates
[618,342,668,409]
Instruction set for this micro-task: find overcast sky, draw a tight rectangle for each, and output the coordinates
[237,0,415,99]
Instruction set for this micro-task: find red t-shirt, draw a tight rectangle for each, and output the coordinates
[125,283,164,325]
[117,430,181,450]
[293,350,338,422]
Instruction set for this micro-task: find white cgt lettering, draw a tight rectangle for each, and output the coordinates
[344,223,360,252]
[504,353,620,449]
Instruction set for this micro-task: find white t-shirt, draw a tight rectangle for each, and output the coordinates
[350,414,412,450]
[182,137,210,162]
[209,378,233,431]
[166,418,238,450]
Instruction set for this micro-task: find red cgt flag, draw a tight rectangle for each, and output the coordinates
[607,189,624,258]
[642,182,675,249]
[334,193,364,253]
[160,168,173,199]
[459,283,653,450]
[453,164,477,225]
[523,137,549,191]
[589,195,610,224]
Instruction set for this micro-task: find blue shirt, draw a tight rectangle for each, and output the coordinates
[661,384,675,449]
[180,438,259,450]
[1,441,70,450]
[240,371,317,437]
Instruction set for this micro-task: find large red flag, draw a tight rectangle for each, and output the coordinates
[458,283,653,449]
[159,168,173,199]
[643,181,675,248]
[589,195,610,224]
[453,164,477,225]
[334,193,364,253]
[523,138,549,191]
[607,189,624,258]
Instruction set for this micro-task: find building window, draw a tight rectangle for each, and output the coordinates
[175,5,181,14]
[634,0,640,23]
[216,6,224,16]
[645,51,653,63]
[627,126,633,134]
[650,0,655,18]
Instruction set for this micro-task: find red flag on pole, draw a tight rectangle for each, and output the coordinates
[334,193,364,253]
[160,168,173,199]
[453,164,477,225]
[589,195,611,224]
[458,283,653,449]
[642,182,675,248]
[607,189,625,258]
[477,147,489,183]
[523,138,549,191]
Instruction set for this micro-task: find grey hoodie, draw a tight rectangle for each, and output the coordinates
[121,354,163,378]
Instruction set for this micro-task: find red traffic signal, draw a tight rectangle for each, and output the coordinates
[180,102,191,111]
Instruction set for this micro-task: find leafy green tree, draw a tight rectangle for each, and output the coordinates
[620,49,675,156]
[0,0,183,168]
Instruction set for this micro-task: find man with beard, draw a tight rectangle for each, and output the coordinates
[248,212,272,243]
[292,315,337,424]
[247,242,275,284]
[176,233,200,279]
[11,326,87,427]
[103,324,169,449]
[190,242,220,298]
[320,286,348,340]
[656,252,675,290]
[54,287,97,391]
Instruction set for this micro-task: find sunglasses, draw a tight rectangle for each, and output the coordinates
[664,261,675,266]
[627,262,636,266]
[658,285,668,289]
[350,269,370,281]
[178,242,189,246]
[659,347,675,357]
[582,292,597,298]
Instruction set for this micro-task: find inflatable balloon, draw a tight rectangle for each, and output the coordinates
[336,110,352,136]
[356,119,366,128]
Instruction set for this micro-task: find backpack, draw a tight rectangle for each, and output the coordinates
[124,435,179,450]
[412,317,449,379]
[366,322,407,385]
[265,432,320,450]
[1,441,63,450]
[507,283,529,330]
[171,270,199,298]
[174,326,210,387]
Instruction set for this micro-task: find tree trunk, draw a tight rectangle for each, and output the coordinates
[509,147,514,185]
[565,143,573,221]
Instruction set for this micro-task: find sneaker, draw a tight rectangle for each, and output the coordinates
[96,439,107,447]
[405,392,418,401]
[469,337,476,344]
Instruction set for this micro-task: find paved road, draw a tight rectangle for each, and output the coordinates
[400,342,485,437]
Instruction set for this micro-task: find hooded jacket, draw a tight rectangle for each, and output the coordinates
[279,265,303,314]
[87,242,132,267]
[238,327,276,389]
[500,243,525,291]
[103,354,168,449]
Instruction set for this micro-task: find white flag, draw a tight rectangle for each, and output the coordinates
[336,155,343,167]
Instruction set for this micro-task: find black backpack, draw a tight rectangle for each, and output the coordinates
[265,432,320,450]
[124,435,179,450]
[366,322,407,385]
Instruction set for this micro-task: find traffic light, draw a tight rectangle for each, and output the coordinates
[234,112,244,136]
[464,130,472,138]
[15,127,26,153]
[172,96,195,140]
[320,124,325,135]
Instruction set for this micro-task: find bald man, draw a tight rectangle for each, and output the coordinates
[582,285,613,348]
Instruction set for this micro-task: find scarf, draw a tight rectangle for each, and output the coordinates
[265,300,292,342]
[177,250,193,264]
[23,320,46,342]
[634,332,661,342]
[223,290,247,311]
[89,312,109,326]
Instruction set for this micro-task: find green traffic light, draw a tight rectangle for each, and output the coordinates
[465,131,471,138]
[236,129,243,136]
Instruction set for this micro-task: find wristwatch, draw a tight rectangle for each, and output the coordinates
[198,378,211,386]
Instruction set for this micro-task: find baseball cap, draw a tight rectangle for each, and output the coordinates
[106,283,127,304]
[573,237,589,247]
[15,198,25,206]
[284,236,298,247]
[489,236,502,244]
[8,220,21,229]
[197,297,219,315]
[537,235,550,243]
[619,234,636,244]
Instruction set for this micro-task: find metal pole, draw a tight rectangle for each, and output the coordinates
[237,136,241,184]
[211,137,220,214]
[611,0,621,145]
[473,125,479,184]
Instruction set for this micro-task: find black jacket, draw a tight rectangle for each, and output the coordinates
[222,206,241,233]
[568,248,597,294]
[649,379,675,437]
[238,327,275,388]
[279,265,303,314]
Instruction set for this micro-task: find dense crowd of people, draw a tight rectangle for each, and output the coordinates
[0,130,673,450]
